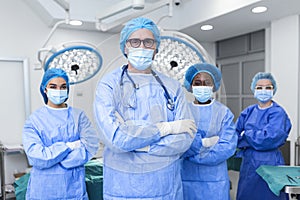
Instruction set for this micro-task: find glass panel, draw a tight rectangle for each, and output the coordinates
[242,97,257,110]
[250,30,265,52]
[217,35,248,58]
[221,63,239,95]
[242,59,265,95]
[225,97,240,121]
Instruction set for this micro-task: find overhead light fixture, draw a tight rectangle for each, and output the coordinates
[69,20,83,26]
[132,0,145,10]
[200,24,213,31]
[96,0,172,31]
[251,6,268,14]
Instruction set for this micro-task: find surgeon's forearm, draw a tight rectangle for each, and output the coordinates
[60,147,89,168]
[26,142,71,169]
[147,134,193,156]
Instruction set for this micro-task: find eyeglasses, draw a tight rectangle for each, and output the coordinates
[193,80,213,87]
[126,38,156,48]
[255,85,273,90]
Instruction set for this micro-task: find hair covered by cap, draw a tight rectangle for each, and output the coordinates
[184,63,222,92]
[251,72,277,94]
[120,17,161,57]
[40,68,70,104]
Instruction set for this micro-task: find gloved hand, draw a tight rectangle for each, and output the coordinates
[156,119,197,138]
[66,140,81,150]
[115,111,125,124]
[240,131,245,136]
[135,146,150,152]
[202,136,219,147]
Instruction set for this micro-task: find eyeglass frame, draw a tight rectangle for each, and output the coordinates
[126,38,156,48]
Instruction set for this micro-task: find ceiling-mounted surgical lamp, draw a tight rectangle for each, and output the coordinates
[96,0,172,32]
[151,30,225,102]
[36,0,102,84]
[41,41,103,85]
[152,30,214,85]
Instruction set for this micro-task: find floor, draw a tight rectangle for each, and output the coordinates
[229,170,239,200]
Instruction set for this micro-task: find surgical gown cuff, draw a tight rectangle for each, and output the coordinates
[182,135,202,158]
[60,147,88,169]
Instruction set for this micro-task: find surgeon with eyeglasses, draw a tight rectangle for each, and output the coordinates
[235,72,292,200]
[93,17,196,200]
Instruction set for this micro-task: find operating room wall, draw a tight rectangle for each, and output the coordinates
[266,15,300,165]
[0,0,112,117]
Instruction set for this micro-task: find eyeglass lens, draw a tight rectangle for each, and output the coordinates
[127,38,155,48]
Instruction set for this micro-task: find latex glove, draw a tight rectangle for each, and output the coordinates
[66,140,81,150]
[115,111,125,124]
[156,119,197,138]
[240,131,245,136]
[202,136,219,147]
[135,146,150,152]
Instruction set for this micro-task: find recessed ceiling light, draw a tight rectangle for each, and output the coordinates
[69,20,83,26]
[200,24,213,31]
[251,6,268,14]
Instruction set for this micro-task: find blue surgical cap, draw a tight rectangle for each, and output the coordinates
[184,63,222,92]
[120,17,161,57]
[40,68,70,104]
[251,72,277,94]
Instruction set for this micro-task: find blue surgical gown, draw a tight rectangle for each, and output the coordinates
[181,100,237,200]
[23,105,100,200]
[236,101,292,200]
[93,67,194,200]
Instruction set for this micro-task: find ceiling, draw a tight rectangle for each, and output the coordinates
[25,0,300,42]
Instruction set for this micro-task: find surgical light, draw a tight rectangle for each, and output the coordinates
[43,44,103,84]
[152,30,213,85]
[36,0,102,85]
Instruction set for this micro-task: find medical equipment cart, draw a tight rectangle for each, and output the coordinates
[0,143,24,199]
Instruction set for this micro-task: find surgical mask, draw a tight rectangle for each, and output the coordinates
[192,86,213,103]
[47,88,68,105]
[254,89,273,103]
[127,47,154,71]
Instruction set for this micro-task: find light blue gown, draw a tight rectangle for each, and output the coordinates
[23,105,99,200]
[236,101,292,200]
[93,67,194,200]
[181,100,237,200]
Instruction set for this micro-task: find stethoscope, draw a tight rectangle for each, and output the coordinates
[120,65,175,111]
